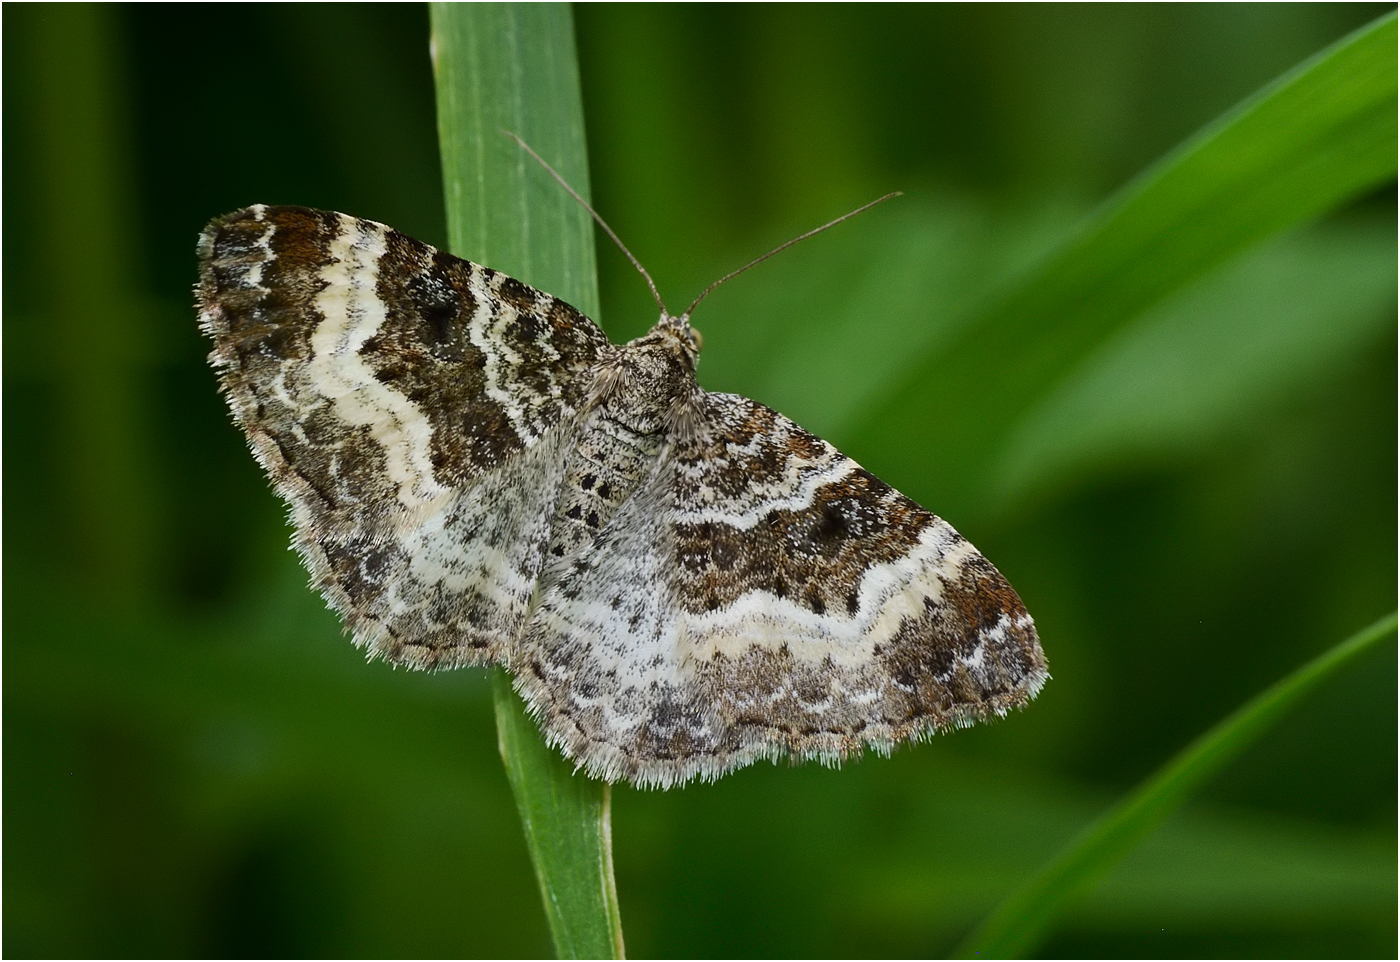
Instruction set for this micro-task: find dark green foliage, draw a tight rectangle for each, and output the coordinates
[4,4,1393,958]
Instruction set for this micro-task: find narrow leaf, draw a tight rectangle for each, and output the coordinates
[850,13,1397,525]
[429,4,624,958]
[955,611,1398,959]
[995,220,1398,504]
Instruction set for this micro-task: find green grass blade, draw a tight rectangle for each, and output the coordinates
[429,5,623,958]
[955,611,1398,959]
[491,671,625,959]
[430,2,598,314]
[994,220,1398,504]
[851,12,1397,524]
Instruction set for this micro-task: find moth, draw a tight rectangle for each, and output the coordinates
[197,162,1046,788]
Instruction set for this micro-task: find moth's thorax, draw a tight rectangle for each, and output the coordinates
[542,336,676,575]
[543,321,704,575]
[592,321,703,438]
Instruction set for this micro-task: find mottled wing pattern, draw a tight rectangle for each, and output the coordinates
[513,392,1045,787]
[513,434,694,783]
[197,205,610,667]
[673,395,1046,770]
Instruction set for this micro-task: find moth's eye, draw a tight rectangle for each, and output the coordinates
[689,328,703,352]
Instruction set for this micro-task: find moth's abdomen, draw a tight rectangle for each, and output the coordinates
[542,405,666,577]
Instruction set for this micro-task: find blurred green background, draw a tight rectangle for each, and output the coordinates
[4,3,1395,958]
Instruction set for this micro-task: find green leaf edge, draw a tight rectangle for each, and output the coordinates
[428,4,624,958]
[851,11,1398,523]
[954,610,1398,959]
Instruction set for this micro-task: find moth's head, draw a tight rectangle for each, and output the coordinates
[658,311,703,365]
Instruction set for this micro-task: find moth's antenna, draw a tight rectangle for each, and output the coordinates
[503,130,670,318]
[681,191,902,319]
